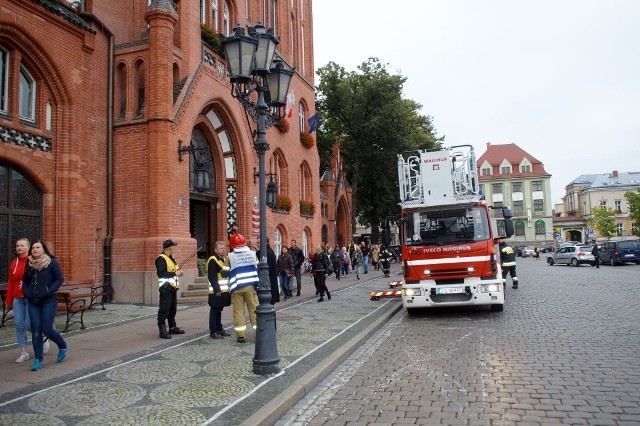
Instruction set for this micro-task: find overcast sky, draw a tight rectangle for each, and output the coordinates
[312,0,640,205]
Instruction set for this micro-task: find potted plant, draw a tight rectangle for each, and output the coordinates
[299,200,315,216]
[275,118,290,133]
[300,131,314,149]
[275,194,292,212]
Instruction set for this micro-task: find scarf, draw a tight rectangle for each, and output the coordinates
[28,254,51,271]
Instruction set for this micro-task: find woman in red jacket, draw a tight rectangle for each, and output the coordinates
[5,238,31,363]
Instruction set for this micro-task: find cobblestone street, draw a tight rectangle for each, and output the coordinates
[278,259,640,425]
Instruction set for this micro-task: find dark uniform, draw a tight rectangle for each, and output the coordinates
[289,242,305,296]
[156,240,185,339]
[499,241,519,289]
[207,248,231,339]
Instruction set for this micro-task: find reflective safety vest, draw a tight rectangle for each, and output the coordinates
[157,254,180,289]
[207,255,230,293]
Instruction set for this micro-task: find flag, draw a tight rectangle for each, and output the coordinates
[285,90,295,118]
[308,113,319,133]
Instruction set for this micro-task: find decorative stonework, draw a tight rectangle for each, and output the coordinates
[0,125,52,152]
[227,184,237,229]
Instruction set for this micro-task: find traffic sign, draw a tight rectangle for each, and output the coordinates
[555,232,561,239]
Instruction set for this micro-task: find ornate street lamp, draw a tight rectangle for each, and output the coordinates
[222,23,294,375]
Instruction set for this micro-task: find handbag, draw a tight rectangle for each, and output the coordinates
[343,257,350,265]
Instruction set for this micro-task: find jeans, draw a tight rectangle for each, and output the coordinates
[28,298,67,361]
[13,297,30,349]
[363,255,369,273]
[278,272,292,296]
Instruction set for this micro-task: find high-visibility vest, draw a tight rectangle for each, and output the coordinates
[157,254,180,289]
[207,255,229,293]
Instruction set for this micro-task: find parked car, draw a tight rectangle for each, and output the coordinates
[547,245,595,266]
[521,246,536,257]
[597,240,640,265]
[541,242,555,253]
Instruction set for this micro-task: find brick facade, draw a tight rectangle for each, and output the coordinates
[0,0,353,303]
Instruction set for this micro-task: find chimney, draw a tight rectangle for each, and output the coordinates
[612,170,618,178]
[486,141,491,149]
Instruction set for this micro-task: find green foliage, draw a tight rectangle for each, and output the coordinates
[276,194,292,212]
[316,58,442,241]
[588,206,616,238]
[197,258,207,277]
[624,189,640,236]
[200,24,223,54]
[300,200,315,215]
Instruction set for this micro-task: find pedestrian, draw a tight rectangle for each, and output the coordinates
[289,239,305,296]
[379,245,393,277]
[354,247,364,280]
[227,233,259,343]
[22,240,68,371]
[5,238,49,363]
[330,244,343,280]
[360,242,370,274]
[341,246,350,277]
[277,246,295,300]
[371,244,380,271]
[591,244,600,268]
[311,246,331,302]
[155,240,185,339]
[534,246,540,259]
[498,239,519,289]
[207,241,232,339]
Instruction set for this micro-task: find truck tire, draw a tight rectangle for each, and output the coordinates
[491,304,504,312]
[406,308,418,316]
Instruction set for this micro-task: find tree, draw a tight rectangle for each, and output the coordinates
[588,206,616,238]
[316,58,442,242]
[624,189,640,236]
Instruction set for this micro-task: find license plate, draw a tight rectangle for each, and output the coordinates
[436,287,465,294]
[625,254,634,257]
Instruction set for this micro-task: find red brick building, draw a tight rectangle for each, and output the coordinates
[0,0,352,303]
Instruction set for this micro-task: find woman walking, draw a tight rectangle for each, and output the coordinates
[5,238,33,363]
[22,240,69,371]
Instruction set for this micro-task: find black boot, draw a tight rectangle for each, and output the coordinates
[169,326,185,334]
[159,324,172,339]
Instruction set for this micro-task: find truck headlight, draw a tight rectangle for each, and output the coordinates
[402,288,422,296]
[480,283,502,293]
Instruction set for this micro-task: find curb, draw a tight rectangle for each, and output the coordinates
[242,299,403,426]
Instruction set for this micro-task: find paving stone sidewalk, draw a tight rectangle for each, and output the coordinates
[0,271,401,425]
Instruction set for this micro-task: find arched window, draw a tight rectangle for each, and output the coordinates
[301,229,309,259]
[514,220,525,236]
[298,103,305,132]
[271,150,288,197]
[273,227,282,256]
[0,164,42,282]
[535,220,546,236]
[0,47,8,113]
[211,0,219,30]
[115,63,127,121]
[134,60,146,118]
[298,161,312,202]
[223,2,230,35]
[19,66,36,121]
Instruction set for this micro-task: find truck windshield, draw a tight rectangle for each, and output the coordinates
[403,207,490,246]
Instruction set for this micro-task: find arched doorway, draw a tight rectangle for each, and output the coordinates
[0,164,42,282]
[188,127,217,259]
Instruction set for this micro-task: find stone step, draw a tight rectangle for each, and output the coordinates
[177,296,208,305]
[180,288,209,298]
[188,282,209,290]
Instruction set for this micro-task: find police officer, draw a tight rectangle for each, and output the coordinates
[227,233,259,343]
[207,241,232,339]
[499,239,519,289]
[156,240,185,339]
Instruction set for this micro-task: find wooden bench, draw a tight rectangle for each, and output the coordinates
[59,282,108,310]
[0,289,13,327]
[57,291,87,332]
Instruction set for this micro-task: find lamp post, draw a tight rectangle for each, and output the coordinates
[222,23,294,375]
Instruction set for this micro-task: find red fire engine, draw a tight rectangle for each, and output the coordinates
[389,145,514,313]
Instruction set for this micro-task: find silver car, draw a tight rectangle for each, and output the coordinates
[547,245,595,267]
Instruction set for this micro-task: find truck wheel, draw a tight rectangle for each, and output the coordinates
[491,304,504,312]
[547,258,554,266]
[407,308,418,316]
[571,258,579,267]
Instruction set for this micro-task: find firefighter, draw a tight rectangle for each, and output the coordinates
[227,233,259,343]
[207,241,232,339]
[156,240,185,339]
[498,239,519,289]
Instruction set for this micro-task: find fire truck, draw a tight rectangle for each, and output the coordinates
[390,145,514,313]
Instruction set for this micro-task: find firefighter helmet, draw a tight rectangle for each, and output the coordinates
[229,233,246,249]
